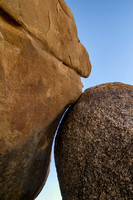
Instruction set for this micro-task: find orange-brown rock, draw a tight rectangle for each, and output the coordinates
[0,0,91,199]
[0,0,91,77]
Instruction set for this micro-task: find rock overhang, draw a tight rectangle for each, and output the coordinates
[0,0,92,78]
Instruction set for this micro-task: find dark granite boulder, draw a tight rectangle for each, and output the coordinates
[55,82,133,200]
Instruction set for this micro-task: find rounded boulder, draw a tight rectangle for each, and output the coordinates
[55,82,133,200]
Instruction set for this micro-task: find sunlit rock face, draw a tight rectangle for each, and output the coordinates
[0,0,91,199]
[55,83,133,200]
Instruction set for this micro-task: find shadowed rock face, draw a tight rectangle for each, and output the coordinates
[0,0,91,199]
[55,83,133,200]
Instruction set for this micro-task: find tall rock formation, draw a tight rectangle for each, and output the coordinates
[55,83,133,200]
[0,0,91,199]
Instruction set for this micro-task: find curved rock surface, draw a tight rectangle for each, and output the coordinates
[0,0,91,199]
[55,83,133,200]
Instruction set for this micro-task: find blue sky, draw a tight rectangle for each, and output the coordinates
[36,1,133,199]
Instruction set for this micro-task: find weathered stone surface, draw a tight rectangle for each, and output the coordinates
[55,83,133,200]
[0,0,91,77]
[0,0,91,199]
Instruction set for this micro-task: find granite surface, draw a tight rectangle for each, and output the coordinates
[55,82,133,200]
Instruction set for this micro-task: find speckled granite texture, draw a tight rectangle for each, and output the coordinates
[55,82,133,200]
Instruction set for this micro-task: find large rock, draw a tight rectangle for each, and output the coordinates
[0,0,91,199]
[55,83,133,200]
[0,0,91,77]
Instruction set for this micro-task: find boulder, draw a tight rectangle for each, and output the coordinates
[55,83,133,200]
[0,0,91,199]
[0,0,91,77]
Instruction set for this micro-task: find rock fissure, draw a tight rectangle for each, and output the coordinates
[0,7,21,27]
[46,12,51,37]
